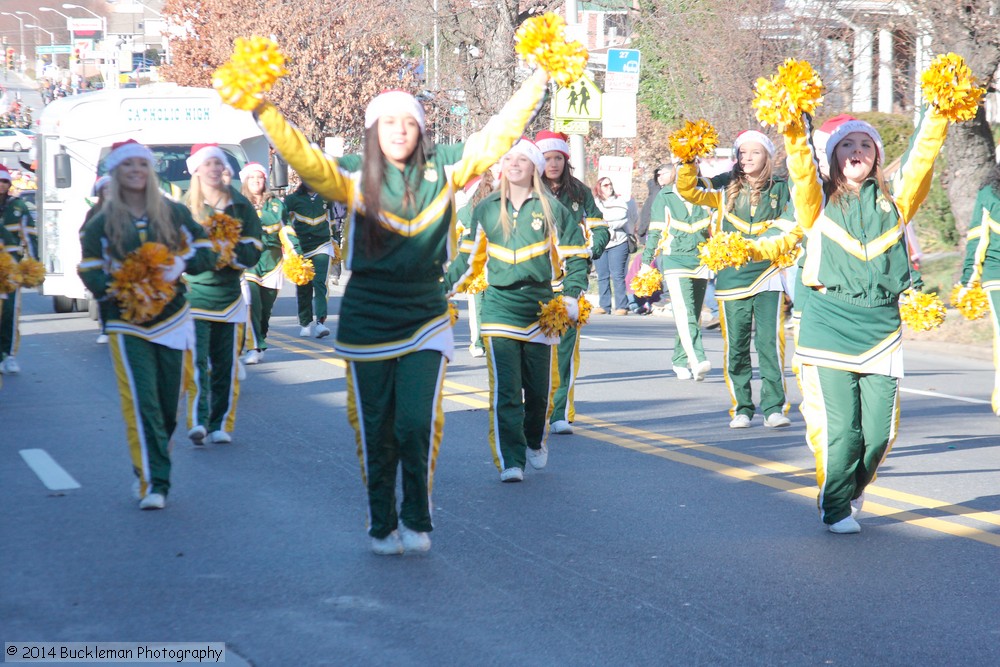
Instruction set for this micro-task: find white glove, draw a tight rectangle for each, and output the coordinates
[637,264,655,276]
[562,295,579,322]
[957,286,969,301]
[162,255,186,282]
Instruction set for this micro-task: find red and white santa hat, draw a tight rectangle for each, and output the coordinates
[186,143,234,177]
[733,130,775,159]
[239,162,268,182]
[504,138,546,175]
[0,165,10,182]
[104,139,156,173]
[819,114,883,166]
[364,90,426,132]
[93,174,112,196]
[534,130,570,158]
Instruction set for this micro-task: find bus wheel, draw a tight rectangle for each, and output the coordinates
[53,296,75,313]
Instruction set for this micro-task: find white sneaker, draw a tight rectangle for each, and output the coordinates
[828,515,861,534]
[299,322,314,337]
[673,365,693,380]
[551,420,573,435]
[526,443,548,470]
[209,430,232,444]
[398,525,432,553]
[96,333,109,344]
[764,413,792,428]
[188,425,207,445]
[2,356,20,374]
[314,322,331,339]
[139,493,166,510]
[371,530,404,555]
[469,345,486,358]
[692,360,712,382]
[237,360,247,381]
[500,467,524,483]
[729,414,751,429]
[243,349,262,365]
[851,492,866,517]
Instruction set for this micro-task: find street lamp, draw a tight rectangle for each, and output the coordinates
[0,13,24,71]
[15,12,41,62]
[39,7,74,68]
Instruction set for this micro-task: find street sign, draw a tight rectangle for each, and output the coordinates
[606,48,641,93]
[555,119,589,135]
[37,45,73,55]
[552,73,602,121]
[602,91,637,139]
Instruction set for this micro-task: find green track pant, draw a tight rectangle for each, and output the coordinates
[184,320,241,433]
[297,254,331,326]
[345,351,447,539]
[0,286,21,358]
[719,291,788,419]
[665,276,708,369]
[550,325,581,424]
[989,291,1000,416]
[247,282,278,351]
[109,333,183,497]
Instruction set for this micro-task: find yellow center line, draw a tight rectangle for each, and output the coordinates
[268,333,1000,545]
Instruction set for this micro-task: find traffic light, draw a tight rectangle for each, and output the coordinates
[72,48,81,64]
[5,49,14,71]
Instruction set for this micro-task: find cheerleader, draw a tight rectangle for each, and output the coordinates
[236,68,550,554]
[284,181,335,338]
[456,169,499,358]
[0,165,36,375]
[676,131,796,429]
[183,144,263,445]
[77,140,217,509]
[240,162,301,364]
[447,140,589,481]
[534,130,608,435]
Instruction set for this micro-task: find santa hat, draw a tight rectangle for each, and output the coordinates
[733,130,775,159]
[186,143,234,177]
[0,165,10,182]
[364,90,426,132]
[93,175,111,196]
[534,130,570,158]
[103,139,156,173]
[820,114,883,166]
[239,162,268,182]
[504,138,546,176]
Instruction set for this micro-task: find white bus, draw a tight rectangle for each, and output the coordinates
[36,84,273,312]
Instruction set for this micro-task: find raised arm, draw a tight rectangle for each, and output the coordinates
[783,125,824,231]
[889,108,949,223]
[675,162,722,210]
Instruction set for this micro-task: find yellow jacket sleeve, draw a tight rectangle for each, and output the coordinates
[783,126,824,231]
[675,162,722,211]
[889,108,949,224]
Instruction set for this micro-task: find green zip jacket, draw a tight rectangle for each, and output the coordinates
[961,184,1000,289]
[1,195,35,260]
[246,197,301,285]
[284,189,332,255]
[642,185,712,277]
[553,178,608,260]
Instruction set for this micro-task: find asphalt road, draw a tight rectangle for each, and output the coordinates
[3,286,1000,666]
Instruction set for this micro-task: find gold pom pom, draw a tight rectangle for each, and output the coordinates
[630,267,662,299]
[576,296,592,327]
[108,242,178,324]
[698,232,753,272]
[205,213,244,269]
[16,257,45,288]
[752,59,824,132]
[899,288,946,332]
[515,13,589,87]
[448,302,459,326]
[950,283,989,321]
[282,253,315,286]
[668,120,720,163]
[920,53,985,123]
[0,252,19,293]
[538,297,572,338]
[773,247,801,269]
[213,36,289,111]
[464,271,488,295]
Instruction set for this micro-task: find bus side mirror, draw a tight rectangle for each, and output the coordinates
[270,155,288,189]
[55,150,72,188]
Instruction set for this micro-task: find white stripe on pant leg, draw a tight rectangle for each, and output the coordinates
[424,355,448,524]
[345,361,372,530]
[666,276,697,368]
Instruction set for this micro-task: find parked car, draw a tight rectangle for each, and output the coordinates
[0,128,35,152]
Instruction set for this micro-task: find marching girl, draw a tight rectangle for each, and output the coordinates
[676,130,796,429]
[77,140,217,509]
[456,168,500,358]
[284,180,335,338]
[534,129,608,435]
[231,67,550,555]
[447,140,589,482]
[641,163,713,381]
[240,162,301,364]
[182,144,263,445]
[0,165,36,376]
[959,162,1000,416]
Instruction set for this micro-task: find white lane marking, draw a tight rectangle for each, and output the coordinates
[19,449,82,490]
[901,388,990,405]
[580,335,610,342]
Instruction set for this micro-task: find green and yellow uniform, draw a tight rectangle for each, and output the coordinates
[0,194,33,364]
[284,187,335,328]
[962,183,1000,414]
[245,197,300,351]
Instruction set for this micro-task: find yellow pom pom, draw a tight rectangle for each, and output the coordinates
[205,213,244,269]
[213,36,289,111]
[108,242,178,324]
[538,297,572,338]
[464,271,488,295]
[668,120,720,163]
[448,302,459,326]
[773,247,801,269]
[698,232,753,272]
[920,53,985,123]
[899,288,946,332]
[752,59,824,132]
[576,296,592,327]
[515,12,589,86]
[630,268,662,299]
[950,283,989,321]
[282,253,315,286]
[0,252,19,293]
[16,257,46,288]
